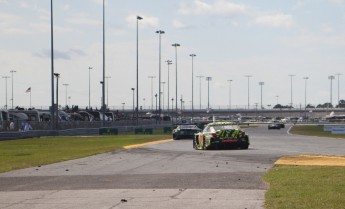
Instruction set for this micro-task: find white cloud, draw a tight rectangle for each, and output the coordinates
[172,20,189,29]
[33,8,50,21]
[0,12,20,25]
[29,23,50,33]
[0,12,32,35]
[0,0,9,5]
[65,15,101,26]
[178,0,247,16]
[279,32,345,47]
[63,4,71,11]
[255,13,294,28]
[328,0,344,5]
[126,14,159,28]
[92,0,102,5]
[322,25,334,33]
[19,2,29,8]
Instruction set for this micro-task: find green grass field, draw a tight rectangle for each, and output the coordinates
[265,125,345,209]
[264,165,345,209]
[0,134,170,173]
[290,125,345,138]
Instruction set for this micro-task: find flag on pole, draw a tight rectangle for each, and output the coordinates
[25,87,31,93]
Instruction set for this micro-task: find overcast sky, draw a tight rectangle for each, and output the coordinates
[1,0,345,110]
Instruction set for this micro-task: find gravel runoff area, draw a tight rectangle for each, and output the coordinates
[275,154,345,166]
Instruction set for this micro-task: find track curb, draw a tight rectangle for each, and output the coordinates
[123,139,173,149]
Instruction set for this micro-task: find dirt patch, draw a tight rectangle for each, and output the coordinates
[275,155,345,167]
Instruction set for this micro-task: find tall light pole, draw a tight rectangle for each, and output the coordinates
[148,76,156,110]
[100,81,104,109]
[62,83,69,107]
[206,77,212,110]
[259,82,264,109]
[165,60,172,112]
[288,74,295,108]
[329,75,335,108]
[303,77,309,111]
[2,76,10,109]
[190,54,196,121]
[276,95,279,105]
[244,75,252,110]
[10,70,16,109]
[196,76,204,110]
[156,30,165,123]
[136,16,143,125]
[131,88,135,119]
[172,43,180,116]
[50,0,55,130]
[227,80,233,111]
[88,67,93,108]
[171,98,174,122]
[335,73,342,107]
[155,93,158,123]
[105,76,111,106]
[101,0,106,124]
[54,73,60,129]
[161,82,166,112]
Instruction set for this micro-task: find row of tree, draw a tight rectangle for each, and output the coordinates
[273,100,345,109]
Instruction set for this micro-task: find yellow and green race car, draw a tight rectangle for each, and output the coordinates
[193,122,249,150]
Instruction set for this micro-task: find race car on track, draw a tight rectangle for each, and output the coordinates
[172,124,201,140]
[193,122,249,150]
[268,121,285,129]
[268,123,281,129]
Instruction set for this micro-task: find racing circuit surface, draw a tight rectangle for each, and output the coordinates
[1,125,345,209]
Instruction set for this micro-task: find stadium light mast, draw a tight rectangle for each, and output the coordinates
[148,76,156,110]
[105,76,111,106]
[227,80,233,111]
[88,67,93,108]
[288,75,295,108]
[2,76,10,109]
[172,43,180,118]
[303,77,309,116]
[54,73,60,130]
[190,54,196,121]
[259,82,264,109]
[244,75,252,109]
[329,75,335,108]
[50,0,55,130]
[165,60,172,112]
[335,73,342,107]
[136,16,143,125]
[101,0,106,125]
[156,30,165,123]
[10,70,16,109]
[206,77,212,110]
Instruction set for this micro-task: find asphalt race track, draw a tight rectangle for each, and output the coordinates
[1,125,345,209]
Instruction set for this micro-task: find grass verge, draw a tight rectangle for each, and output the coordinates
[290,125,345,139]
[264,165,345,209]
[0,134,170,173]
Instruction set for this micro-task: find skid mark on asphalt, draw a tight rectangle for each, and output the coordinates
[275,154,345,166]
